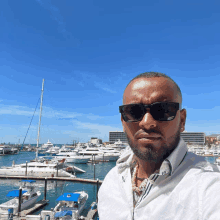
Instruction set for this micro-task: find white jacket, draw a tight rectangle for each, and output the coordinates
[98,139,220,220]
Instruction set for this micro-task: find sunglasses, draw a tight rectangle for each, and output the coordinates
[119,102,180,122]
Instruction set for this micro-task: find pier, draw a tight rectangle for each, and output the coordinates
[0,175,103,185]
[20,200,49,217]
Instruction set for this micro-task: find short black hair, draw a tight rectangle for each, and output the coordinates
[125,71,182,104]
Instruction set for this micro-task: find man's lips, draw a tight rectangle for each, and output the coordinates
[136,133,161,139]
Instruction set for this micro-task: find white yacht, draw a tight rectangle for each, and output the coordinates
[78,147,120,161]
[53,154,90,164]
[110,139,129,151]
[46,145,60,155]
[0,180,41,215]
[0,160,75,178]
[38,140,54,153]
[57,146,77,156]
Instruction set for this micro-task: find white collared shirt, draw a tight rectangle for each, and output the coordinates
[98,138,220,220]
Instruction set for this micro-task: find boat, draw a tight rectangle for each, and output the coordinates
[78,147,120,162]
[0,159,76,177]
[57,146,78,156]
[45,145,60,155]
[0,145,19,155]
[53,191,88,219]
[0,180,41,215]
[53,154,90,164]
[110,139,129,150]
[38,140,55,156]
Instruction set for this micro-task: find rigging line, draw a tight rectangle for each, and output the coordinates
[22,97,41,148]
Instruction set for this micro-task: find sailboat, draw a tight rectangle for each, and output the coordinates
[0,79,76,178]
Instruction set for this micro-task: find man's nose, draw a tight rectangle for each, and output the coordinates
[139,111,157,130]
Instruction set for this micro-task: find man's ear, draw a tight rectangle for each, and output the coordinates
[180,109,187,132]
[121,115,125,132]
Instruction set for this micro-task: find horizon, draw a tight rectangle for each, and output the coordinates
[1,1,220,143]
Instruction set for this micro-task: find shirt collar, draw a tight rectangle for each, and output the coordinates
[165,137,188,175]
[117,137,188,176]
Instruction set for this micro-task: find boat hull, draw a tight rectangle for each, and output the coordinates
[0,167,75,178]
[0,193,40,215]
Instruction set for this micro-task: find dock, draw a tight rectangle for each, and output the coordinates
[0,176,103,185]
[19,200,49,217]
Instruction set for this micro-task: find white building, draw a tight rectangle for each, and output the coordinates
[109,131,128,144]
[90,137,102,145]
[180,132,205,145]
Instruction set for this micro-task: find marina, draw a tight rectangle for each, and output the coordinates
[0,151,112,219]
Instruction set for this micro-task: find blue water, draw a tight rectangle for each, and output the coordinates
[0,152,116,216]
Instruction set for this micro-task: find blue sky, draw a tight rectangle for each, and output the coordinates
[0,0,220,144]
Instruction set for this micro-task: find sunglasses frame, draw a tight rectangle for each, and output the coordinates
[119,102,181,122]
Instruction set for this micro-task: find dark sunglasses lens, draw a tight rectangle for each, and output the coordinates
[122,104,145,121]
[151,103,178,121]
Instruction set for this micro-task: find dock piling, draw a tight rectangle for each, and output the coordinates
[44,178,47,201]
[25,161,27,176]
[96,178,99,202]
[18,187,22,216]
[93,164,96,180]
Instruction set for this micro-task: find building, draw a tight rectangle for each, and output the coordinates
[90,137,102,145]
[180,132,205,145]
[206,134,220,145]
[109,131,128,144]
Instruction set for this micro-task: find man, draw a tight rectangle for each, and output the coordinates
[98,72,220,220]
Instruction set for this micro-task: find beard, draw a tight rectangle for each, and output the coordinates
[125,124,181,163]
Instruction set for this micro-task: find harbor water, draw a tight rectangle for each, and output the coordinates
[0,151,116,216]
[0,152,217,216]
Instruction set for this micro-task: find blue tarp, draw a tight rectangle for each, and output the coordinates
[20,180,36,183]
[54,210,72,217]
[7,190,27,197]
[56,193,80,202]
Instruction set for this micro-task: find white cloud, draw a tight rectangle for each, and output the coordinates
[94,82,117,94]
[0,104,107,121]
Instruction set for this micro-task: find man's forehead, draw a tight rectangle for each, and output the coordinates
[123,77,180,103]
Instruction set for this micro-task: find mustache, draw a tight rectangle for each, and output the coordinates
[134,129,162,138]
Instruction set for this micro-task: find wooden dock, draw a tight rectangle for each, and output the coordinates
[19,200,49,217]
[0,175,103,185]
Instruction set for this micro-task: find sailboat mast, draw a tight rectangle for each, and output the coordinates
[36,79,45,152]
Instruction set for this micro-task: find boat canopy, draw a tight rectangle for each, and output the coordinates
[54,210,72,217]
[7,190,27,197]
[56,193,80,202]
[20,180,36,183]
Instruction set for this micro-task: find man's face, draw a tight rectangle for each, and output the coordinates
[122,77,186,163]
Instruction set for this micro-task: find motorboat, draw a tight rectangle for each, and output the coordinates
[0,159,76,178]
[56,146,77,156]
[78,147,120,161]
[45,145,60,155]
[38,140,54,155]
[0,145,19,155]
[54,191,88,219]
[53,155,90,164]
[0,180,41,215]
[110,139,129,150]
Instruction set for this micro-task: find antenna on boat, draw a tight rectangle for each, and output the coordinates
[36,79,45,160]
